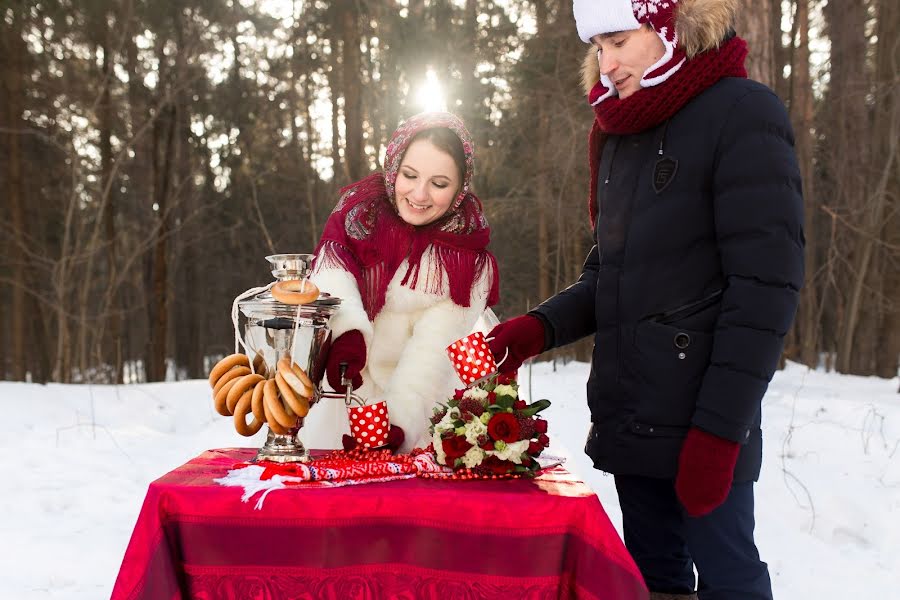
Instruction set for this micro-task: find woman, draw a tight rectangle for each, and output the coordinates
[305,112,499,453]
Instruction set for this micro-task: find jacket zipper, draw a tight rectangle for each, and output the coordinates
[647,289,724,325]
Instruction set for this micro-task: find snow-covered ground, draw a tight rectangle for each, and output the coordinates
[0,361,896,598]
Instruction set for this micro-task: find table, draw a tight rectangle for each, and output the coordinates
[111,448,648,600]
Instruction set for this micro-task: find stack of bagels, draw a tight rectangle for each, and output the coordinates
[209,354,315,436]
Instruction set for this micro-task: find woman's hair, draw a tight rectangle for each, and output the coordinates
[407,127,467,187]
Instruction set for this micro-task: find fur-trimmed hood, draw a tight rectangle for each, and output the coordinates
[580,0,738,95]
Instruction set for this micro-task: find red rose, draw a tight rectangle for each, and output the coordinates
[538,433,550,447]
[487,413,521,443]
[513,400,527,409]
[454,388,465,400]
[487,391,498,405]
[528,441,542,455]
[480,455,513,475]
[496,373,516,385]
[483,440,495,451]
[442,435,472,460]
[535,419,548,433]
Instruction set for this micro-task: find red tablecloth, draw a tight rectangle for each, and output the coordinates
[111,448,648,600]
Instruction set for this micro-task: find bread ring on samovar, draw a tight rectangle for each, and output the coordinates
[233,390,263,437]
[226,373,265,415]
[275,371,310,418]
[263,378,296,430]
[261,386,289,435]
[214,377,242,416]
[213,366,250,397]
[251,379,266,423]
[208,353,250,387]
[276,357,315,398]
[271,279,319,305]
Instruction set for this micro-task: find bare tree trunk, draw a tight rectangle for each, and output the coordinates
[734,0,775,88]
[790,0,820,368]
[149,103,176,381]
[327,22,344,186]
[98,19,121,382]
[825,0,875,374]
[772,0,788,101]
[534,1,552,306]
[293,1,320,247]
[341,1,364,182]
[0,15,27,381]
[873,0,900,379]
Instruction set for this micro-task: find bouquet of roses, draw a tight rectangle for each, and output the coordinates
[428,373,551,476]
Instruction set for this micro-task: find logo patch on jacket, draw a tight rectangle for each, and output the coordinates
[653,156,678,194]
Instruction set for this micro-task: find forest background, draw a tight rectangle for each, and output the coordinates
[1,0,897,384]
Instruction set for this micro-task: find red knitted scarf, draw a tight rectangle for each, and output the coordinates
[587,36,749,226]
[314,173,499,320]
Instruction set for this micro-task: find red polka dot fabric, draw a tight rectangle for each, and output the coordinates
[347,400,390,448]
[446,332,498,386]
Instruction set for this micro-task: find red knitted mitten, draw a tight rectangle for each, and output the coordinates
[325,330,366,392]
[675,427,741,517]
[486,315,546,375]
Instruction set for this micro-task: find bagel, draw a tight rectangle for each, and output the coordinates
[276,357,315,398]
[208,353,250,387]
[213,365,250,397]
[262,395,289,435]
[251,379,266,423]
[263,378,297,430]
[271,279,320,305]
[275,371,311,418]
[213,377,241,417]
[233,390,263,437]
[226,373,265,415]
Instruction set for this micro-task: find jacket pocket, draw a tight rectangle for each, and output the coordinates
[621,318,713,427]
[646,289,723,330]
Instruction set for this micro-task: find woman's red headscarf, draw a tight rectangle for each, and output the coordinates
[313,112,499,320]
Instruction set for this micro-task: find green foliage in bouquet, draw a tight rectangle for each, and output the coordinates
[428,373,551,476]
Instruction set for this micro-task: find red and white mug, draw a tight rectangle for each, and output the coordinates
[347,400,390,448]
[446,332,507,386]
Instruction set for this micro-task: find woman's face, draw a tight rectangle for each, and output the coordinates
[394,138,460,227]
[591,26,665,100]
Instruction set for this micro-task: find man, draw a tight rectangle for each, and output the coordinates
[487,1,803,598]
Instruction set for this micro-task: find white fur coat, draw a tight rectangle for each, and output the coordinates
[303,248,493,452]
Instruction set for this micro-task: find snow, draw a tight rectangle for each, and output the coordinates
[0,361,897,598]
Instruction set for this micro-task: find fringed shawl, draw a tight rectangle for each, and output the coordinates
[313,112,499,320]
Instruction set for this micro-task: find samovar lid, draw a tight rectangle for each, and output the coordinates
[238,253,342,323]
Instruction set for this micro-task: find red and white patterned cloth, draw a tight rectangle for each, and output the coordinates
[216,450,447,508]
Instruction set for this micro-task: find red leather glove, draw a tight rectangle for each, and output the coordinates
[325,330,366,392]
[675,427,741,517]
[486,315,546,375]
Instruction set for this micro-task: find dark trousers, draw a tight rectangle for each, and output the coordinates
[614,474,773,600]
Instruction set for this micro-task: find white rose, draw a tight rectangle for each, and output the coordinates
[463,417,488,445]
[463,387,488,401]
[489,439,530,463]
[493,384,518,399]
[461,445,486,469]
[433,431,448,465]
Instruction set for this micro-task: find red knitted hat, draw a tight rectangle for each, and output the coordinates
[573,0,687,105]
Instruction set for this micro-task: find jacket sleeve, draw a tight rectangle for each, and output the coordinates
[530,244,600,349]
[693,88,805,443]
[382,271,493,450]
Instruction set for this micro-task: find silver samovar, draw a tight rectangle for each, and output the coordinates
[237,253,360,462]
